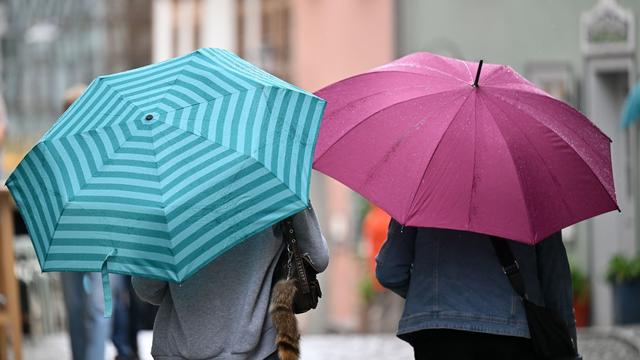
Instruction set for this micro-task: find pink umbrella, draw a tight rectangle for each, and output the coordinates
[313,52,618,244]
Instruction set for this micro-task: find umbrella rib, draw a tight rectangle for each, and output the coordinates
[154,53,271,113]
[41,195,73,268]
[258,88,316,204]
[46,80,143,141]
[96,78,146,115]
[43,123,155,267]
[376,62,505,87]
[314,88,464,163]
[149,123,177,271]
[459,59,474,82]
[484,85,612,142]
[156,110,271,175]
[468,94,478,229]
[196,49,312,97]
[158,85,266,116]
[154,120,250,170]
[49,126,135,205]
[487,85,613,164]
[481,94,578,242]
[373,65,469,84]
[488,87,609,147]
[486,92,618,209]
[475,65,507,85]
[485,88,617,207]
[315,70,456,97]
[322,84,451,118]
[457,60,505,86]
[404,92,474,223]
[476,97,536,241]
[155,118,306,211]
[44,116,128,143]
[150,67,184,111]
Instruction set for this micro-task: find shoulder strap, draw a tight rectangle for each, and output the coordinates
[282,217,311,295]
[489,236,528,300]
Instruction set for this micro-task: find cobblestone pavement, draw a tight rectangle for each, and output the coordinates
[19,328,640,360]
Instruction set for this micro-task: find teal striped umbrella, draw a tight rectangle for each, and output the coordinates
[6,48,326,316]
[622,81,640,128]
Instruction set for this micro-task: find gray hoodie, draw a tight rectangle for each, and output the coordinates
[132,207,329,360]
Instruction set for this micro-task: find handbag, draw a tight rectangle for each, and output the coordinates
[490,236,579,360]
[272,216,322,314]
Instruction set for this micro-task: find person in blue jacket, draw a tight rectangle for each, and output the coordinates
[376,219,576,359]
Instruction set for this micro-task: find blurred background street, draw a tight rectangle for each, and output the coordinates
[19,328,640,360]
[1,0,640,359]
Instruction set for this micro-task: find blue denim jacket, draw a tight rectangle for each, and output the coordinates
[376,220,576,342]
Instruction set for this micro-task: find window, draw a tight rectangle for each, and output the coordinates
[237,0,290,80]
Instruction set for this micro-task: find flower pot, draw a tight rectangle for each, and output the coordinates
[613,279,640,324]
[573,297,589,327]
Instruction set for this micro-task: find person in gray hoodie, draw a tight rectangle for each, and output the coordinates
[132,206,329,360]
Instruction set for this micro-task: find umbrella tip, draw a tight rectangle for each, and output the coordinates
[473,60,484,88]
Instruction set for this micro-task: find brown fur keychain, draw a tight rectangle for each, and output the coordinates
[270,279,300,360]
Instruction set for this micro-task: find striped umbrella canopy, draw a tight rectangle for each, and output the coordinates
[6,48,326,316]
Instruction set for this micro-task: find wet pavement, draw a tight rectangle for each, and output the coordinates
[301,331,640,360]
[18,327,640,360]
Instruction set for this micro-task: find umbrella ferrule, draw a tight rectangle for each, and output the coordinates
[472,59,484,87]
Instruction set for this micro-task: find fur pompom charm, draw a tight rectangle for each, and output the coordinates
[270,279,300,360]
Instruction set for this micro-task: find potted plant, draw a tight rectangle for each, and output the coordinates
[571,265,590,327]
[607,254,640,324]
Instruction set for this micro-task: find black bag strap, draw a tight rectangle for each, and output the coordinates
[282,217,311,295]
[491,236,579,359]
[489,236,528,300]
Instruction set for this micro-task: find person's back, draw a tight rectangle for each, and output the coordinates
[376,219,576,359]
[133,207,328,360]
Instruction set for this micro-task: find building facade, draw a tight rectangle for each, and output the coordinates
[5,0,624,333]
[0,0,153,335]
[150,0,395,333]
[397,0,640,326]
[0,0,152,174]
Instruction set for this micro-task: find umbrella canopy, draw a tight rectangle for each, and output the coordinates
[621,81,640,128]
[7,48,325,315]
[313,52,618,245]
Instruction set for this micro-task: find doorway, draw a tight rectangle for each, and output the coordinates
[583,58,636,326]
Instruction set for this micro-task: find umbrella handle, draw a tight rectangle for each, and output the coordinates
[100,248,118,318]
